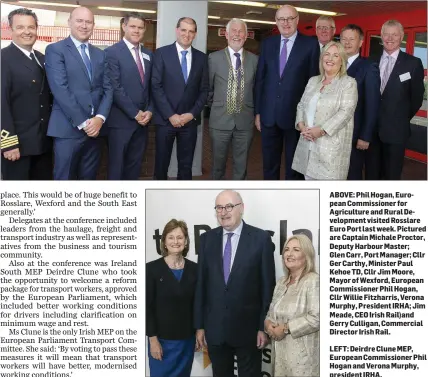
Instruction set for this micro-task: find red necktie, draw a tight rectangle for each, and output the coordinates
[133,47,145,84]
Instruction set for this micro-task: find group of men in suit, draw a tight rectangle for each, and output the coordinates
[1,6,425,181]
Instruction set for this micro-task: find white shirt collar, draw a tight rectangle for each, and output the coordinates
[12,42,34,59]
[176,41,192,55]
[382,48,400,60]
[228,46,243,58]
[223,220,243,236]
[70,34,89,50]
[347,53,360,67]
[123,37,142,51]
[281,31,297,43]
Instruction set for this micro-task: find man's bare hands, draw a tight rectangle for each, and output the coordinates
[3,148,20,161]
[84,116,103,137]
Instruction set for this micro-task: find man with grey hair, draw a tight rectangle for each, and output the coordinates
[316,15,336,50]
[195,189,275,376]
[2,8,52,180]
[366,19,424,179]
[208,18,258,180]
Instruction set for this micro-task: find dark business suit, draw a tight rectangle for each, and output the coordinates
[346,56,381,180]
[194,221,275,377]
[255,33,319,180]
[367,50,424,180]
[45,36,113,180]
[105,40,154,180]
[1,43,52,180]
[151,42,209,180]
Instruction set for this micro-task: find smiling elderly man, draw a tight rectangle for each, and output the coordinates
[208,18,258,180]
[194,190,275,377]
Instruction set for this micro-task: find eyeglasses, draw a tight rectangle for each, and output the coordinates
[214,203,242,213]
[276,16,298,24]
[340,38,357,43]
[317,26,334,31]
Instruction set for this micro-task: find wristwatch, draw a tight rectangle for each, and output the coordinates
[283,326,290,335]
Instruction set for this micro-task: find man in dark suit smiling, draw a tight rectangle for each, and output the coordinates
[194,190,275,377]
[255,5,319,180]
[105,13,153,180]
[151,17,209,180]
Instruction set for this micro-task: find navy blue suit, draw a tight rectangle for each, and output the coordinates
[194,222,275,377]
[346,56,381,180]
[105,40,153,180]
[367,50,424,180]
[255,33,319,180]
[151,43,209,180]
[45,36,112,180]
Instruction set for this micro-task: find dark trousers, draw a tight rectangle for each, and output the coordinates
[365,134,406,180]
[53,136,102,180]
[2,151,52,180]
[347,143,365,180]
[107,126,147,180]
[208,343,262,377]
[154,123,197,180]
[261,124,303,180]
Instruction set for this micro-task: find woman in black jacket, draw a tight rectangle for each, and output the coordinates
[146,219,197,377]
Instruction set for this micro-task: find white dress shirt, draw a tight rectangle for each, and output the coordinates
[123,37,145,73]
[347,53,359,69]
[380,49,400,80]
[12,42,42,67]
[228,46,244,69]
[222,220,243,272]
[176,41,192,77]
[280,31,298,62]
[69,35,106,128]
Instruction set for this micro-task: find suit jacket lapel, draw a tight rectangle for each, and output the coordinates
[282,32,300,78]
[227,222,250,286]
[273,35,281,78]
[186,46,198,85]
[215,227,226,286]
[119,40,144,88]
[141,46,152,89]
[347,56,362,77]
[66,37,91,82]
[383,50,403,94]
[11,44,36,73]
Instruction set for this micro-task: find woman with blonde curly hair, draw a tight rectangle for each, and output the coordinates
[265,234,319,376]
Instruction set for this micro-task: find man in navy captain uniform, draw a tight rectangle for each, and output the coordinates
[1,8,52,180]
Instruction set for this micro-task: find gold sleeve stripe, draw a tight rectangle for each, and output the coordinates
[1,135,19,150]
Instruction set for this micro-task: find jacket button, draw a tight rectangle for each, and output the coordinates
[41,105,43,108]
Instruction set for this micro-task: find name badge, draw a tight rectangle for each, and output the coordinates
[142,53,150,61]
[399,72,411,82]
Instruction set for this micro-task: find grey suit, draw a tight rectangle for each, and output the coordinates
[208,48,258,180]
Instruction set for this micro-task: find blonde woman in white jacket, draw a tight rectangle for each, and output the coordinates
[292,41,358,180]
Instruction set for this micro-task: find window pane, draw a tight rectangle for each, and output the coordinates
[414,32,427,69]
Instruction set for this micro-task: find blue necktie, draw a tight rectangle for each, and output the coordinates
[181,50,188,83]
[234,52,242,88]
[279,38,289,76]
[80,44,92,81]
[223,233,234,283]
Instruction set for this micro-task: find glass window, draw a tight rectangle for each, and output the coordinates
[414,32,427,69]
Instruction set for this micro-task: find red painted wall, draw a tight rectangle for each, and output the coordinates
[299,8,426,35]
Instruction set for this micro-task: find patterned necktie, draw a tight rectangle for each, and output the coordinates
[223,233,234,283]
[133,47,145,84]
[29,52,43,72]
[80,44,92,81]
[181,50,188,83]
[380,55,393,93]
[234,52,242,88]
[279,38,289,76]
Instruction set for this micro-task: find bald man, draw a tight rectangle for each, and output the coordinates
[45,7,112,180]
[255,5,319,180]
[194,190,275,377]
